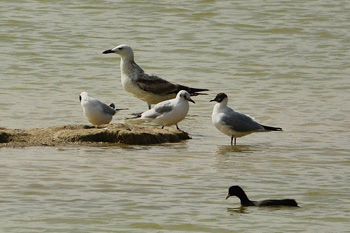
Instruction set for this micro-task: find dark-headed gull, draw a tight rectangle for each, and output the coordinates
[210,93,282,145]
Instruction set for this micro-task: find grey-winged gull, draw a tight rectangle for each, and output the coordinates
[102,44,208,109]
[129,90,195,130]
[79,92,127,126]
[210,93,282,145]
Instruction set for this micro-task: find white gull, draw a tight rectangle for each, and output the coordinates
[129,90,195,130]
[79,92,127,126]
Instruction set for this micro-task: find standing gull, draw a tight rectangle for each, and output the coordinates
[210,93,282,145]
[102,44,208,109]
[130,90,195,130]
[79,92,127,126]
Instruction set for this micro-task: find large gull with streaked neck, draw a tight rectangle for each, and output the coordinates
[103,44,208,109]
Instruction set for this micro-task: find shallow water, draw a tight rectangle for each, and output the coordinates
[1,0,350,232]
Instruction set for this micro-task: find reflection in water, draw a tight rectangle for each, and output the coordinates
[227,206,249,214]
[214,144,259,155]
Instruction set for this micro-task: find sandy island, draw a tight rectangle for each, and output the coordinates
[0,124,191,147]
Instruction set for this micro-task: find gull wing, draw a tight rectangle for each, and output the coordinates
[141,101,173,119]
[134,73,180,95]
[99,101,116,115]
[221,110,264,132]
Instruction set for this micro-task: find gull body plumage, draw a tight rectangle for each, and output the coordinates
[103,44,208,109]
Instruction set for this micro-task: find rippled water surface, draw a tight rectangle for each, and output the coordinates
[1,0,349,232]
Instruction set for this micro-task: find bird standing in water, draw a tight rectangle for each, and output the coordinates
[211,93,282,145]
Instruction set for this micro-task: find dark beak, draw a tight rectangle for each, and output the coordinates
[225,193,230,200]
[187,97,195,104]
[102,49,114,54]
[79,95,81,102]
[210,98,216,102]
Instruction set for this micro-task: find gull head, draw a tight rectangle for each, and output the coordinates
[178,90,195,104]
[102,44,134,58]
[210,93,228,103]
[79,92,89,103]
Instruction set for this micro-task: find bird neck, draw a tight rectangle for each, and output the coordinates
[219,98,228,108]
[120,57,143,77]
[215,98,228,112]
[237,190,253,206]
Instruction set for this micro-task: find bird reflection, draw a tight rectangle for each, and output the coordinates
[215,144,257,155]
[227,206,249,214]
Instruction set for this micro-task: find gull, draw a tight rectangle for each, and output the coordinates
[102,44,208,109]
[210,93,282,145]
[129,90,195,130]
[79,92,127,126]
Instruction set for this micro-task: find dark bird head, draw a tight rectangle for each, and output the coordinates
[109,103,115,109]
[226,185,247,200]
[210,93,228,103]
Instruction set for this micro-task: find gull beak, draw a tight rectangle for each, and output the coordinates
[210,98,216,102]
[187,97,195,104]
[79,95,82,102]
[102,49,115,54]
[225,193,230,200]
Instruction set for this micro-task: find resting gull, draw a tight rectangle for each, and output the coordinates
[102,44,208,109]
[129,90,195,130]
[210,93,282,145]
[79,92,127,126]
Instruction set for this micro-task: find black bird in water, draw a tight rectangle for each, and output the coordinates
[226,185,299,207]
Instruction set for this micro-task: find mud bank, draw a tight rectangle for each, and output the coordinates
[0,124,191,147]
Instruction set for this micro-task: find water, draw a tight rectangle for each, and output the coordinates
[1,0,349,232]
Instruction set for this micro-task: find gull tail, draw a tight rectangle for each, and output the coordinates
[109,103,128,111]
[177,85,209,96]
[125,112,142,120]
[261,125,283,131]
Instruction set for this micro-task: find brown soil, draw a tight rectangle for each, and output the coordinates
[0,124,191,147]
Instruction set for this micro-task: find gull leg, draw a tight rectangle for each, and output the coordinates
[176,124,180,130]
[161,126,164,129]
[148,104,151,110]
[231,136,237,146]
